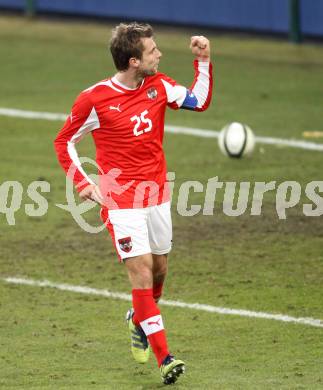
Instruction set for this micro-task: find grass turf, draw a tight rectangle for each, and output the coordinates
[0,15,323,389]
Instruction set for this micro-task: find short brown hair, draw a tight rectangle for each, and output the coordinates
[110,22,154,71]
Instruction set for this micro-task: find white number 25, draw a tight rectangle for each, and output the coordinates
[131,110,152,137]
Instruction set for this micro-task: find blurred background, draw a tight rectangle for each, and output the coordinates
[1,0,323,42]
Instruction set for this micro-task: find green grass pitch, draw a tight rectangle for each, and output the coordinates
[0,15,323,389]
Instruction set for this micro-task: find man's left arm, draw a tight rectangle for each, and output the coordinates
[161,35,213,112]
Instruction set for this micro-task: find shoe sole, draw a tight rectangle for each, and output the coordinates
[163,363,185,385]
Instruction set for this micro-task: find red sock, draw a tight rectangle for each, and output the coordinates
[153,282,164,303]
[132,312,141,327]
[132,288,169,366]
[133,282,164,325]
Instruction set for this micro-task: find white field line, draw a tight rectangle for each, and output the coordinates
[0,107,67,121]
[3,276,323,328]
[1,107,323,152]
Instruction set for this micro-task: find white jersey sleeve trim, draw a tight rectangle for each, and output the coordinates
[67,106,100,185]
[192,61,211,108]
[161,79,187,107]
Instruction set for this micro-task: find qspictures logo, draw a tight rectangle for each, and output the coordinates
[0,157,322,233]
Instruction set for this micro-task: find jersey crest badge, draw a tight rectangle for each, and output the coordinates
[147,87,158,100]
[118,237,133,252]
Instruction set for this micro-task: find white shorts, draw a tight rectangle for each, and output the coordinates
[100,201,172,261]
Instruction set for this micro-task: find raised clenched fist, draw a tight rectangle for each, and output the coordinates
[190,35,211,61]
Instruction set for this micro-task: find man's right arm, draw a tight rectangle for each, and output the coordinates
[54,91,99,194]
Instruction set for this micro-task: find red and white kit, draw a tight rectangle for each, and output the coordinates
[54,60,212,259]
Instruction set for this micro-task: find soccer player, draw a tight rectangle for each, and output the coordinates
[54,22,212,385]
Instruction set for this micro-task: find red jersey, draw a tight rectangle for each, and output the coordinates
[54,60,213,209]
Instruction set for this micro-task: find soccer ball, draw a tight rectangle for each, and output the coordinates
[218,122,255,158]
